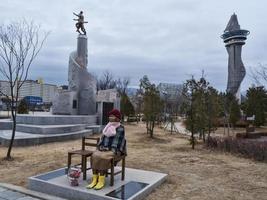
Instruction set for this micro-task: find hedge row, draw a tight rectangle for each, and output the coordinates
[206,136,267,161]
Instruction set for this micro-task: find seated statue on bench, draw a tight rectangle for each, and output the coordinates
[87,109,126,190]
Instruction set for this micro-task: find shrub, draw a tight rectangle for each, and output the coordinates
[206,136,267,161]
[18,99,29,114]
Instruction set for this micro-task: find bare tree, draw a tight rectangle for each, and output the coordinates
[0,20,48,160]
[250,63,267,86]
[97,70,117,91]
[116,77,130,95]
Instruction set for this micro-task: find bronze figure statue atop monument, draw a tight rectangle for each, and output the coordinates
[73,11,87,35]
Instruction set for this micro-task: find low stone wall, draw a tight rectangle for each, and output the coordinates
[16,114,97,125]
[0,129,92,147]
[0,120,12,130]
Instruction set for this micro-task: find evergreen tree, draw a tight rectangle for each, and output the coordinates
[218,92,241,132]
[206,86,221,137]
[140,75,162,138]
[229,98,241,128]
[120,94,135,120]
[182,75,221,147]
[244,86,267,126]
[182,76,199,149]
[18,99,29,114]
[193,77,209,141]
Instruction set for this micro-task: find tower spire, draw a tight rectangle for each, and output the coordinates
[224,13,240,32]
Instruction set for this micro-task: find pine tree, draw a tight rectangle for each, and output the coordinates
[229,98,241,129]
[244,86,267,126]
[18,99,29,114]
[120,94,135,120]
[182,76,199,149]
[206,87,221,137]
[140,75,162,138]
[182,76,221,147]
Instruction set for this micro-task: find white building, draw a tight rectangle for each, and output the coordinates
[0,81,10,96]
[0,80,58,103]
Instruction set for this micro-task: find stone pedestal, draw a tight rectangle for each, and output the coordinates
[28,167,167,200]
[53,34,96,115]
[52,90,78,115]
[76,34,87,68]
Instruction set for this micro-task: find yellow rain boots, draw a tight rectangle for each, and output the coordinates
[94,174,105,190]
[86,174,98,189]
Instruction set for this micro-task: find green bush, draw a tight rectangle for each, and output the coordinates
[18,99,29,114]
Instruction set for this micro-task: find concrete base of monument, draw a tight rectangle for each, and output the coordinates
[16,114,98,125]
[0,129,92,146]
[28,167,167,200]
[0,113,99,146]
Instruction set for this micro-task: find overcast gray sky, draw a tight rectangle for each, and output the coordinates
[1,0,266,91]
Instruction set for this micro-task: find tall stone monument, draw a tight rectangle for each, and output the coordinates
[52,34,96,115]
[221,13,250,101]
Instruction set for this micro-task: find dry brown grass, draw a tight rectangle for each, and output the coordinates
[1,123,267,200]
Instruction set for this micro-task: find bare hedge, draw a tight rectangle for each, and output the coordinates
[206,136,267,161]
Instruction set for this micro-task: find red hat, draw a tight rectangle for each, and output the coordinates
[108,109,121,120]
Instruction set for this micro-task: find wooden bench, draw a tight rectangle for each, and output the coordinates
[67,136,99,180]
[105,140,127,186]
[107,154,126,186]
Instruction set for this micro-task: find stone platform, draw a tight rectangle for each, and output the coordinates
[0,183,67,200]
[0,119,12,130]
[16,124,86,134]
[28,167,167,200]
[16,114,97,125]
[0,114,99,146]
[0,129,92,146]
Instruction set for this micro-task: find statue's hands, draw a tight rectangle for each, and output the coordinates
[99,146,109,151]
[103,147,109,151]
[111,148,117,154]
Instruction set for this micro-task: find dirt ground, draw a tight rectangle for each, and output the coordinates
[0,123,267,200]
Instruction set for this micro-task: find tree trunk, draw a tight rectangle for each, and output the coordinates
[208,118,211,138]
[150,120,155,138]
[146,121,149,134]
[191,131,195,149]
[6,110,16,159]
[149,121,152,138]
[227,122,230,136]
[170,117,173,134]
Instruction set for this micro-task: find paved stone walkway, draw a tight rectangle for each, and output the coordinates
[0,183,66,200]
[0,186,40,200]
[164,122,191,136]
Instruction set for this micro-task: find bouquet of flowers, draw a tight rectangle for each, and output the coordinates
[67,167,81,186]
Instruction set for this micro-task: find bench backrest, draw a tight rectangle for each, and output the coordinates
[82,136,100,150]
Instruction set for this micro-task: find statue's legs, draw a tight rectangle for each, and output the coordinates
[81,24,86,35]
[75,23,81,34]
[81,28,86,35]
